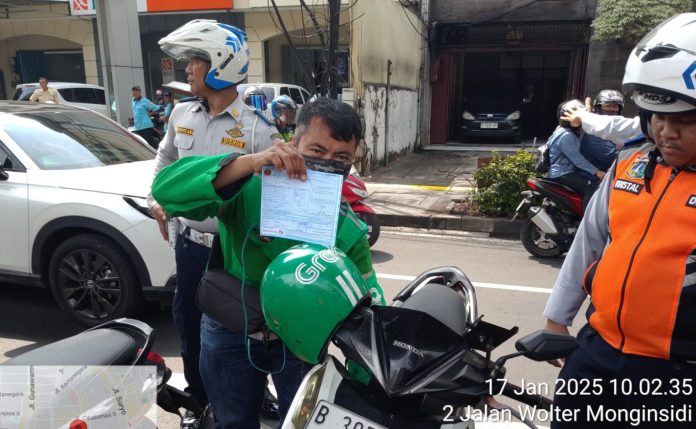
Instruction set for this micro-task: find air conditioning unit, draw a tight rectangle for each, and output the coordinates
[341,88,356,108]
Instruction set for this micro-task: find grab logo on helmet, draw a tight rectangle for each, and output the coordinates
[294,247,366,305]
[294,247,348,284]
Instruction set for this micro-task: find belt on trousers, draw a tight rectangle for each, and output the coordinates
[181,226,216,248]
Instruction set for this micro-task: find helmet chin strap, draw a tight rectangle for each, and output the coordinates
[639,110,653,141]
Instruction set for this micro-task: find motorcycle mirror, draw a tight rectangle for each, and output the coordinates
[514,330,579,361]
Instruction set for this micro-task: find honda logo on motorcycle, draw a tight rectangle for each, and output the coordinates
[392,340,425,357]
[614,179,643,195]
[687,195,696,208]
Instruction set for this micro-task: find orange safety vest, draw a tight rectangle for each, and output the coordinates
[584,141,696,362]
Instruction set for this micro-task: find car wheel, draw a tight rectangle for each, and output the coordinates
[355,211,380,247]
[520,219,563,258]
[48,233,143,326]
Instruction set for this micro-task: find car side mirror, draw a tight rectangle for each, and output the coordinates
[515,330,579,361]
[0,168,8,181]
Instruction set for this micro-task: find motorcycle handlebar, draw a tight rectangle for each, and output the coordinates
[502,383,553,411]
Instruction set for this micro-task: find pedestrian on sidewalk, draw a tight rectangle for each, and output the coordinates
[131,85,160,149]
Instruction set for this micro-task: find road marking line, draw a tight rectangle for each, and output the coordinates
[377,273,551,294]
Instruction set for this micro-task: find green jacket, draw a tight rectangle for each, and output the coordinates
[152,153,382,295]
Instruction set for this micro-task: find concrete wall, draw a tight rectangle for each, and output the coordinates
[351,1,423,169]
[351,1,422,92]
[362,86,418,171]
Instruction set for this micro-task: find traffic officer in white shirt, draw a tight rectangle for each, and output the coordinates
[147,20,281,428]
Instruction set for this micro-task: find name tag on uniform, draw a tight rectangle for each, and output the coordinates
[614,179,643,195]
[176,126,194,136]
[221,138,246,149]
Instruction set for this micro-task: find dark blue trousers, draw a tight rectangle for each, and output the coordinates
[552,325,696,429]
[173,233,211,407]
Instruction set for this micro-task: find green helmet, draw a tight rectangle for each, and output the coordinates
[261,243,370,364]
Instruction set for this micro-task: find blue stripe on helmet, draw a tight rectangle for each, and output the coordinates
[205,68,233,90]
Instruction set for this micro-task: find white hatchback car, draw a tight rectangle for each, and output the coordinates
[0,102,175,325]
[12,82,109,116]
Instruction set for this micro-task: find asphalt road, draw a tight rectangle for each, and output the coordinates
[0,227,580,428]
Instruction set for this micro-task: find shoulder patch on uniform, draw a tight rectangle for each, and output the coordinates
[176,126,194,136]
[687,195,696,208]
[625,158,648,179]
[226,128,244,138]
[614,179,643,195]
[221,137,246,149]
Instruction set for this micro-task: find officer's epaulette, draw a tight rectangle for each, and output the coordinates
[252,108,273,126]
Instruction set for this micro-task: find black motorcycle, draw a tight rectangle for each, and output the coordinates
[281,267,578,429]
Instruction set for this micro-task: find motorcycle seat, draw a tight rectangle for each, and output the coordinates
[2,328,138,366]
[537,178,581,194]
[401,283,470,336]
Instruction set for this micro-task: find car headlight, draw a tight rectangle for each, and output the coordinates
[506,110,521,120]
[462,111,475,120]
[288,361,327,428]
[123,196,155,219]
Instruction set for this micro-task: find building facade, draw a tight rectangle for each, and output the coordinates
[426,0,598,145]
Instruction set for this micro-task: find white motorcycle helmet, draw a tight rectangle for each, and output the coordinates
[158,19,249,90]
[622,13,696,116]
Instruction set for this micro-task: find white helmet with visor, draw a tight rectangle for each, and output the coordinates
[159,19,249,90]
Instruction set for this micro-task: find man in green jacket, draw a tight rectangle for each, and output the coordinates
[153,97,383,428]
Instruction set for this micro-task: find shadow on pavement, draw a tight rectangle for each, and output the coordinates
[370,250,394,263]
[525,255,566,269]
[0,282,180,359]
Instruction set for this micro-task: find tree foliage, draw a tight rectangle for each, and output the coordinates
[592,0,692,43]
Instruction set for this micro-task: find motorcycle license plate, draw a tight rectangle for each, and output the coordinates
[306,400,387,429]
[480,122,498,129]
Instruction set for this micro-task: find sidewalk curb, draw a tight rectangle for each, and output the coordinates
[376,213,524,238]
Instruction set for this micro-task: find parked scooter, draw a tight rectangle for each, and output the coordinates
[343,168,380,247]
[281,267,578,429]
[1,318,213,429]
[513,178,584,258]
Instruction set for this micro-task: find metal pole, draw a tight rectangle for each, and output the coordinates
[384,59,392,166]
[326,0,340,99]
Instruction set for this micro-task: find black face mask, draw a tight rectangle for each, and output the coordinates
[304,156,352,178]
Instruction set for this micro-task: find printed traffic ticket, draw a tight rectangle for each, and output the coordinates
[260,166,343,247]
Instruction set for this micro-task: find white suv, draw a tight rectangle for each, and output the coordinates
[0,102,175,326]
[12,82,108,116]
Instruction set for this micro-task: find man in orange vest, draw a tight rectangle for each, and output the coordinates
[543,13,696,428]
